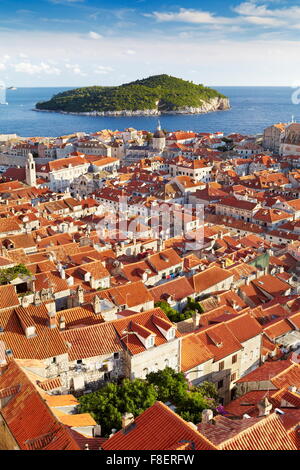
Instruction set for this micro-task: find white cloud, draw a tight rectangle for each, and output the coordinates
[65,63,87,76]
[1,29,300,86]
[150,3,300,30]
[95,65,114,74]
[125,49,136,55]
[244,16,284,26]
[234,2,300,21]
[88,31,102,40]
[0,63,6,71]
[150,8,225,24]
[19,53,29,59]
[14,61,61,75]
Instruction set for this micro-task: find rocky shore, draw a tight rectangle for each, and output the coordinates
[34,97,230,117]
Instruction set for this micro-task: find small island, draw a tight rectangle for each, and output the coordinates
[35,74,230,116]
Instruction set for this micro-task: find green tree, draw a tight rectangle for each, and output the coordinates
[36,74,227,114]
[176,390,215,424]
[78,371,219,435]
[146,367,188,403]
[0,264,32,285]
[195,381,219,402]
[154,300,193,323]
[78,379,157,437]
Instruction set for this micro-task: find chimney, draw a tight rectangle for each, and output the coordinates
[201,409,213,424]
[46,303,57,329]
[288,386,297,393]
[257,397,272,417]
[109,429,117,439]
[67,276,74,287]
[77,285,84,304]
[192,312,201,330]
[93,424,101,437]
[122,412,134,429]
[59,316,66,331]
[0,341,7,376]
[93,295,101,315]
[21,296,30,308]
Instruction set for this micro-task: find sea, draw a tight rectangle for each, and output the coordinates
[0,86,299,137]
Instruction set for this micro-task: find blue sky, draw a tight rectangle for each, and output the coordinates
[1,0,300,86]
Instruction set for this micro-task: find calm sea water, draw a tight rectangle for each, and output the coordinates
[0,86,298,137]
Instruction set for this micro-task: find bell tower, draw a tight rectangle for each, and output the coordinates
[152,120,166,151]
[25,152,37,187]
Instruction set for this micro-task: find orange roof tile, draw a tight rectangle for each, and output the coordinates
[199,413,296,450]
[181,334,214,372]
[60,321,122,361]
[102,401,217,450]
[0,360,79,450]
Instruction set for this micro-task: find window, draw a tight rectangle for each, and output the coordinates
[148,336,155,348]
[219,361,224,371]
[217,380,223,389]
[231,373,237,382]
[51,357,56,364]
[114,352,119,360]
[232,354,237,364]
[76,359,82,365]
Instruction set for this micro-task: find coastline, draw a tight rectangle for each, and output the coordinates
[33,97,230,117]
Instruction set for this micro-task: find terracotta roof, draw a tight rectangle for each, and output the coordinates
[237,360,298,385]
[148,248,183,272]
[0,360,79,450]
[37,376,62,392]
[87,280,153,309]
[59,413,97,427]
[225,313,262,343]
[264,319,293,340]
[199,413,296,450]
[181,334,214,371]
[193,322,242,363]
[189,267,233,293]
[0,304,68,359]
[0,284,20,310]
[113,308,181,355]
[45,394,79,408]
[252,274,291,298]
[224,390,270,417]
[102,401,217,450]
[149,276,194,303]
[216,197,259,211]
[48,155,88,172]
[60,321,122,361]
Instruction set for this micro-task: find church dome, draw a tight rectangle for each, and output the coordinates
[153,129,165,138]
[153,121,165,139]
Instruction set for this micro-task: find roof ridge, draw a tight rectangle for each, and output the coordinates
[218,412,281,448]
[154,401,218,449]
[272,361,299,380]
